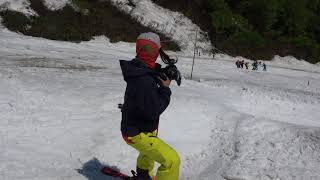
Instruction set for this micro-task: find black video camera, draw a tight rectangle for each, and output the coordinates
[156,48,182,86]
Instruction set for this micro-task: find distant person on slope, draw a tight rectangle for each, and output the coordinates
[263,62,267,71]
[119,32,180,180]
[236,60,240,68]
[245,62,249,69]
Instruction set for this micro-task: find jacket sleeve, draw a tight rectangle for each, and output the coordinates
[133,77,171,120]
[158,85,171,114]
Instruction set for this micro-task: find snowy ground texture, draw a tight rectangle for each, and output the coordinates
[1,26,320,180]
[1,0,320,179]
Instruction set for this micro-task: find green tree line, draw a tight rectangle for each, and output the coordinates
[154,0,320,63]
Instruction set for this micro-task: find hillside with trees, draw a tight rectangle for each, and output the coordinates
[0,0,180,51]
[153,0,320,63]
[0,0,319,63]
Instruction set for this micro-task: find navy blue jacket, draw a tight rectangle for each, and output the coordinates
[120,58,171,136]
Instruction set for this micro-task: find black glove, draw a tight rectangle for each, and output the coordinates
[160,64,182,86]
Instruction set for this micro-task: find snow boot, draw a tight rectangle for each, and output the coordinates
[136,167,152,180]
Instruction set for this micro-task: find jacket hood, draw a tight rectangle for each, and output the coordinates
[120,58,153,82]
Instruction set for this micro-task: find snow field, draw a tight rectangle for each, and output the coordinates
[0,15,320,180]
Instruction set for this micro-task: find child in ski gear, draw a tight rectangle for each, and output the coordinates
[120,32,180,180]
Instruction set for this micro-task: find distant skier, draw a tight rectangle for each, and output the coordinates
[236,60,240,68]
[263,62,267,71]
[252,60,258,70]
[119,32,180,180]
[240,60,244,68]
[245,62,249,69]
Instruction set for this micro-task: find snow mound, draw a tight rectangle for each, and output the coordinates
[83,36,135,50]
[272,55,311,66]
[224,119,320,180]
[0,0,36,16]
[110,0,212,54]
[0,0,70,12]
[43,0,70,11]
[271,55,320,73]
[214,53,252,62]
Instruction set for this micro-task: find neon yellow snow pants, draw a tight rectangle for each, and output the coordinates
[124,131,180,180]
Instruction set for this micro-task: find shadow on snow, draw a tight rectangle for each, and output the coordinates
[77,157,121,180]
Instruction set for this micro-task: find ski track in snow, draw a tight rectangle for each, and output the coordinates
[1,28,320,180]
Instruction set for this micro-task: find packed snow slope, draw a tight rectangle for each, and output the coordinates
[1,27,320,180]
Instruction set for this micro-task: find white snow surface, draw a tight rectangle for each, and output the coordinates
[271,55,320,73]
[105,0,213,54]
[43,0,70,11]
[0,0,70,11]
[0,0,36,15]
[1,27,320,180]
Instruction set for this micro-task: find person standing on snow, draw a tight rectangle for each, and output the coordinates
[263,62,267,71]
[245,62,249,69]
[252,60,258,70]
[236,60,240,68]
[119,32,180,180]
